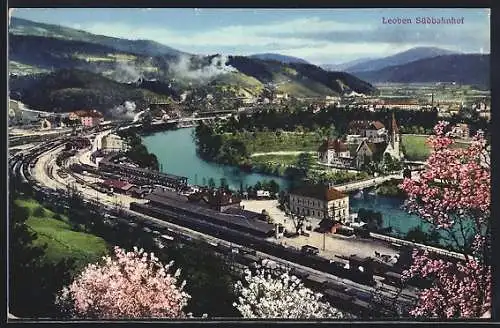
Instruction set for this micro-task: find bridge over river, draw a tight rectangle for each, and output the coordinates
[331,171,424,193]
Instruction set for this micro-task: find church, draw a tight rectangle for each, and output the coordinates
[383,112,403,161]
[317,112,403,169]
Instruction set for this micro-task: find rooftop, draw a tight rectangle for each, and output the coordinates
[102,179,135,191]
[290,184,348,201]
[318,138,348,153]
[144,193,274,235]
[348,120,385,132]
[73,110,104,118]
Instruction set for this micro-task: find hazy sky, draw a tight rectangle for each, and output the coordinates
[11,8,490,64]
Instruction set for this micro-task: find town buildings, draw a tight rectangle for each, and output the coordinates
[101,133,130,153]
[317,113,403,169]
[289,184,349,222]
[317,139,351,167]
[347,120,386,143]
[69,110,104,127]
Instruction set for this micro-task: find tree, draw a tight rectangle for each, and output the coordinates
[268,179,280,195]
[207,178,216,189]
[233,268,345,319]
[399,121,490,318]
[284,205,306,235]
[296,152,315,177]
[56,246,190,319]
[219,178,229,191]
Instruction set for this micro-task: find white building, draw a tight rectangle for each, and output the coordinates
[347,120,386,143]
[317,138,352,167]
[383,112,403,161]
[289,184,350,222]
[101,133,130,153]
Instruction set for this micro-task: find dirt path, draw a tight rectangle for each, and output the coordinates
[250,151,316,157]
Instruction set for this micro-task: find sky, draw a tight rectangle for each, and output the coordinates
[11,8,490,64]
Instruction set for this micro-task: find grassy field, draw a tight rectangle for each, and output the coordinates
[16,198,108,271]
[402,135,430,161]
[224,131,323,153]
[402,135,471,161]
[250,154,301,166]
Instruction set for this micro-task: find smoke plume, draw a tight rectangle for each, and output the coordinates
[110,101,137,120]
[168,54,237,82]
[114,61,143,83]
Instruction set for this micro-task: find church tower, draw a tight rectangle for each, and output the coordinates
[383,111,402,160]
[390,111,400,147]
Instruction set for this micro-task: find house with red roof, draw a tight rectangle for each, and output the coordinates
[347,120,386,141]
[69,110,104,127]
[317,138,352,167]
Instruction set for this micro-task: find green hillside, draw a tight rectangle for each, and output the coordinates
[9,17,379,109]
[15,198,108,271]
[9,69,173,113]
[10,17,184,57]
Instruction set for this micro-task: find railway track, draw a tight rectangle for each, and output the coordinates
[15,134,419,318]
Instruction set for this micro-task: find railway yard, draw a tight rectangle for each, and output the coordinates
[8,125,431,318]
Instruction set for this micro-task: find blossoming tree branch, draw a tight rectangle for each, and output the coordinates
[399,121,491,318]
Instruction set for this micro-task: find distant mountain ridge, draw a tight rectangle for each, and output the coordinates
[352,54,490,89]
[346,47,460,73]
[321,57,377,72]
[249,53,310,65]
[9,16,186,57]
[9,31,377,99]
[8,17,379,112]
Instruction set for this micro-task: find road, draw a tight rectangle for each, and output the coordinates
[250,151,316,157]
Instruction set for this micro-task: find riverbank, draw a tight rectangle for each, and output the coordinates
[117,129,160,170]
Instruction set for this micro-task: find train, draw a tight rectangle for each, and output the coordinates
[131,201,377,287]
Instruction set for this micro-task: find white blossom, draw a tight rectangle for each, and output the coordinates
[234,268,346,319]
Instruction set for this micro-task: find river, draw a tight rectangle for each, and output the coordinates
[142,127,449,241]
[142,127,290,191]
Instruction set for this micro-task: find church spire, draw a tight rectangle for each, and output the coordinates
[391,111,399,135]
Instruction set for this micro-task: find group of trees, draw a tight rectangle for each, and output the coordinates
[240,180,281,198]
[118,129,159,171]
[194,122,250,165]
[213,104,489,142]
[220,106,442,136]
[404,226,441,247]
[53,245,347,319]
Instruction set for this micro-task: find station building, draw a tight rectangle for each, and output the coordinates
[289,184,349,222]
